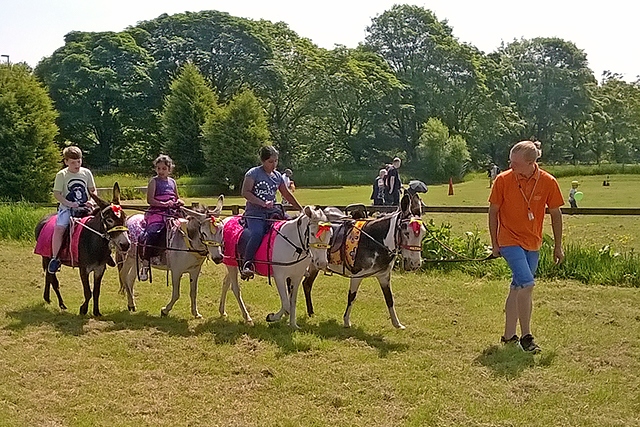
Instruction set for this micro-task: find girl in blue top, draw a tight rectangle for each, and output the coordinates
[240,146,302,279]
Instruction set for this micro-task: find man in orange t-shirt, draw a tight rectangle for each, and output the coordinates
[488,140,564,353]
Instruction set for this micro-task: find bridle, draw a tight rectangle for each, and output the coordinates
[397,216,425,253]
[76,204,129,240]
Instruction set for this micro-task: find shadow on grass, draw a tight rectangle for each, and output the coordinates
[194,316,408,357]
[5,303,407,356]
[475,344,556,378]
[4,303,192,337]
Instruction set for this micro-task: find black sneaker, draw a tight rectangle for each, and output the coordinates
[520,334,541,353]
[47,257,61,274]
[500,334,519,345]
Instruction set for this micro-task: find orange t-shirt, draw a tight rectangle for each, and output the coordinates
[489,165,564,250]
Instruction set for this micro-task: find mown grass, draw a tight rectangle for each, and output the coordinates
[1,240,639,426]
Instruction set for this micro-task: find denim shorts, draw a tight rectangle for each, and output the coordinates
[56,207,72,227]
[500,246,539,289]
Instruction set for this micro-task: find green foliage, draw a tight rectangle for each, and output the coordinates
[0,203,51,241]
[35,30,157,168]
[0,64,60,202]
[202,90,271,191]
[162,63,218,175]
[416,118,470,183]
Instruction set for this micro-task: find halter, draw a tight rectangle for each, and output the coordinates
[76,204,129,240]
[176,214,223,256]
[200,216,224,248]
[398,217,424,252]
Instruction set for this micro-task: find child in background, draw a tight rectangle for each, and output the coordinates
[48,146,97,274]
[568,180,579,208]
[371,168,387,205]
[139,155,184,281]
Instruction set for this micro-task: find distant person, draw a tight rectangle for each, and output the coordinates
[603,175,610,186]
[371,168,387,206]
[488,140,564,354]
[48,146,97,274]
[385,157,402,206]
[568,180,579,208]
[281,168,295,205]
[488,163,500,188]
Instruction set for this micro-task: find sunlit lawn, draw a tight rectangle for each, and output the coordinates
[1,239,639,426]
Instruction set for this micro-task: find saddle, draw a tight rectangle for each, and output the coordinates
[222,216,285,276]
[34,215,92,267]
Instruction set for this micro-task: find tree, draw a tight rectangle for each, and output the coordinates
[493,37,596,161]
[35,31,156,168]
[0,64,60,201]
[202,90,271,191]
[162,63,218,175]
[307,46,402,167]
[364,5,486,163]
[416,118,470,183]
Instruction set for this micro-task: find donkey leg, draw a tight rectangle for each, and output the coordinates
[227,268,253,325]
[377,272,405,329]
[219,271,231,317]
[343,277,364,328]
[288,275,304,329]
[42,258,52,304]
[188,269,202,319]
[79,268,92,316]
[50,273,67,310]
[302,266,319,317]
[161,270,182,317]
[92,266,106,317]
[120,255,137,312]
[266,273,291,324]
[118,251,137,312]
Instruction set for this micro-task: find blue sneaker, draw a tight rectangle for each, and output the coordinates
[47,257,61,274]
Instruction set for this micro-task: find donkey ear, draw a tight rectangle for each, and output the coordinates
[304,205,312,218]
[410,193,422,216]
[400,194,410,215]
[215,195,224,214]
[91,191,109,209]
[112,182,121,205]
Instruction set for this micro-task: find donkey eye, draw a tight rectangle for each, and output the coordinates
[105,218,114,226]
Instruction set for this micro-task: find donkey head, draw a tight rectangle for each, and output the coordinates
[90,182,131,252]
[304,205,332,271]
[183,195,225,263]
[398,194,425,271]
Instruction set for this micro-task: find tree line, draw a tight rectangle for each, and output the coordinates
[2,5,640,201]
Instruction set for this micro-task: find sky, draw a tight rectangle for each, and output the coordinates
[1,0,639,82]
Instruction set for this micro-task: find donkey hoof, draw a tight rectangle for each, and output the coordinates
[266,313,277,323]
[160,310,168,317]
[128,305,136,312]
[246,319,254,326]
[394,323,406,330]
[93,311,102,317]
[59,303,67,310]
[193,313,203,319]
[80,306,88,316]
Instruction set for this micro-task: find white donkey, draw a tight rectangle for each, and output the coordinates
[219,206,332,328]
[117,196,225,318]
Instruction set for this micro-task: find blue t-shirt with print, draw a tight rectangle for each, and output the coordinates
[244,166,283,215]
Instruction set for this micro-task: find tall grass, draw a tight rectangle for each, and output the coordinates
[0,203,52,241]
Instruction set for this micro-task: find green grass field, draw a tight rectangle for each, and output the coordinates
[1,238,639,426]
[2,172,640,425]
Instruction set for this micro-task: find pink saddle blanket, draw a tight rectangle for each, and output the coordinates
[34,216,92,267]
[222,216,285,276]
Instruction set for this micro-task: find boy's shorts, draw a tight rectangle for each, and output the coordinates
[500,246,539,289]
[56,207,72,227]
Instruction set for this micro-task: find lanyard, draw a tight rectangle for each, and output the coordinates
[516,169,540,221]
